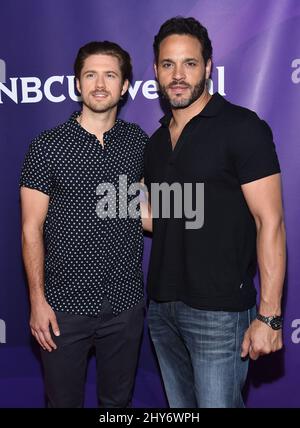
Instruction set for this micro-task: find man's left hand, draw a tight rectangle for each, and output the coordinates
[241,319,283,360]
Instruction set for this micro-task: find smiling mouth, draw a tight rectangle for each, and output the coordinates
[92,92,109,99]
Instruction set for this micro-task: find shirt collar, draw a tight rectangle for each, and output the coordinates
[67,111,124,139]
[159,92,226,127]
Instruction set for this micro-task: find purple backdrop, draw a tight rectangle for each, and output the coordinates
[1,0,300,408]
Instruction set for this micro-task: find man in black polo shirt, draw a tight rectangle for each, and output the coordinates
[20,41,148,407]
[145,17,285,408]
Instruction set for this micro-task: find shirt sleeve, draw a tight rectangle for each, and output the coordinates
[19,135,53,196]
[231,113,281,185]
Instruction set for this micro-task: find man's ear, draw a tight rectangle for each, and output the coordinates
[76,78,81,94]
[121,79,129,96]
[205,58,212,80]
[154,63,158,79]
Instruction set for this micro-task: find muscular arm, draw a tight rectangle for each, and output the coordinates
[21,187,60,351]
[240,173,285,359]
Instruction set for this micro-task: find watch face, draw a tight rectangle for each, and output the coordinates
[270,318,282,330]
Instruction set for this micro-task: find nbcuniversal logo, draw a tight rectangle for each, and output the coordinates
[0,58,226,104]
[0,58,6,83]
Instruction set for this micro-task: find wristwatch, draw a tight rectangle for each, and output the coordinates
[256,313,283,330]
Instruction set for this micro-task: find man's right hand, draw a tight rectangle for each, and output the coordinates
[30,301,60,352]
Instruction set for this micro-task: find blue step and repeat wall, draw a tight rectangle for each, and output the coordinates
[1,0,300,407]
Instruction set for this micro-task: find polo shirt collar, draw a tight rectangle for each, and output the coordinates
[68,111,123,138]
[159,92,226,127]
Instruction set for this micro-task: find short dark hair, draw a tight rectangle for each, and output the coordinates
[153,16,213,65]
[74,41,132,82]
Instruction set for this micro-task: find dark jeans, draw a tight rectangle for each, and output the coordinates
[41,297,144,408]
[148,300,256,408]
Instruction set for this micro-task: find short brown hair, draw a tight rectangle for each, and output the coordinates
[74,41,132,82]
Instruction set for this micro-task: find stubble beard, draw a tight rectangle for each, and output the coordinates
[82,91,119,114]
[160,75,207,109]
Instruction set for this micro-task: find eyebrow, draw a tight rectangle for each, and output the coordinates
[160,58,199,63]
[184,58,199,62]
[83,69,119,75]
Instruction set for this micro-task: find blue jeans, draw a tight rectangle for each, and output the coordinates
[148,300,256,408]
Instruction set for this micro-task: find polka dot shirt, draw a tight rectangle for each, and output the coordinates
[20,112,148,316]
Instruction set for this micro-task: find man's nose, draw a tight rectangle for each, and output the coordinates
[172,64,186,81]
[95,74,106,89]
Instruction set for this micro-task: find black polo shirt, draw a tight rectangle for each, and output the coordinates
[144,93,281,312]
[20,112,148,316]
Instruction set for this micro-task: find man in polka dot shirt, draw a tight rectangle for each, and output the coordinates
[20,41,150,408]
